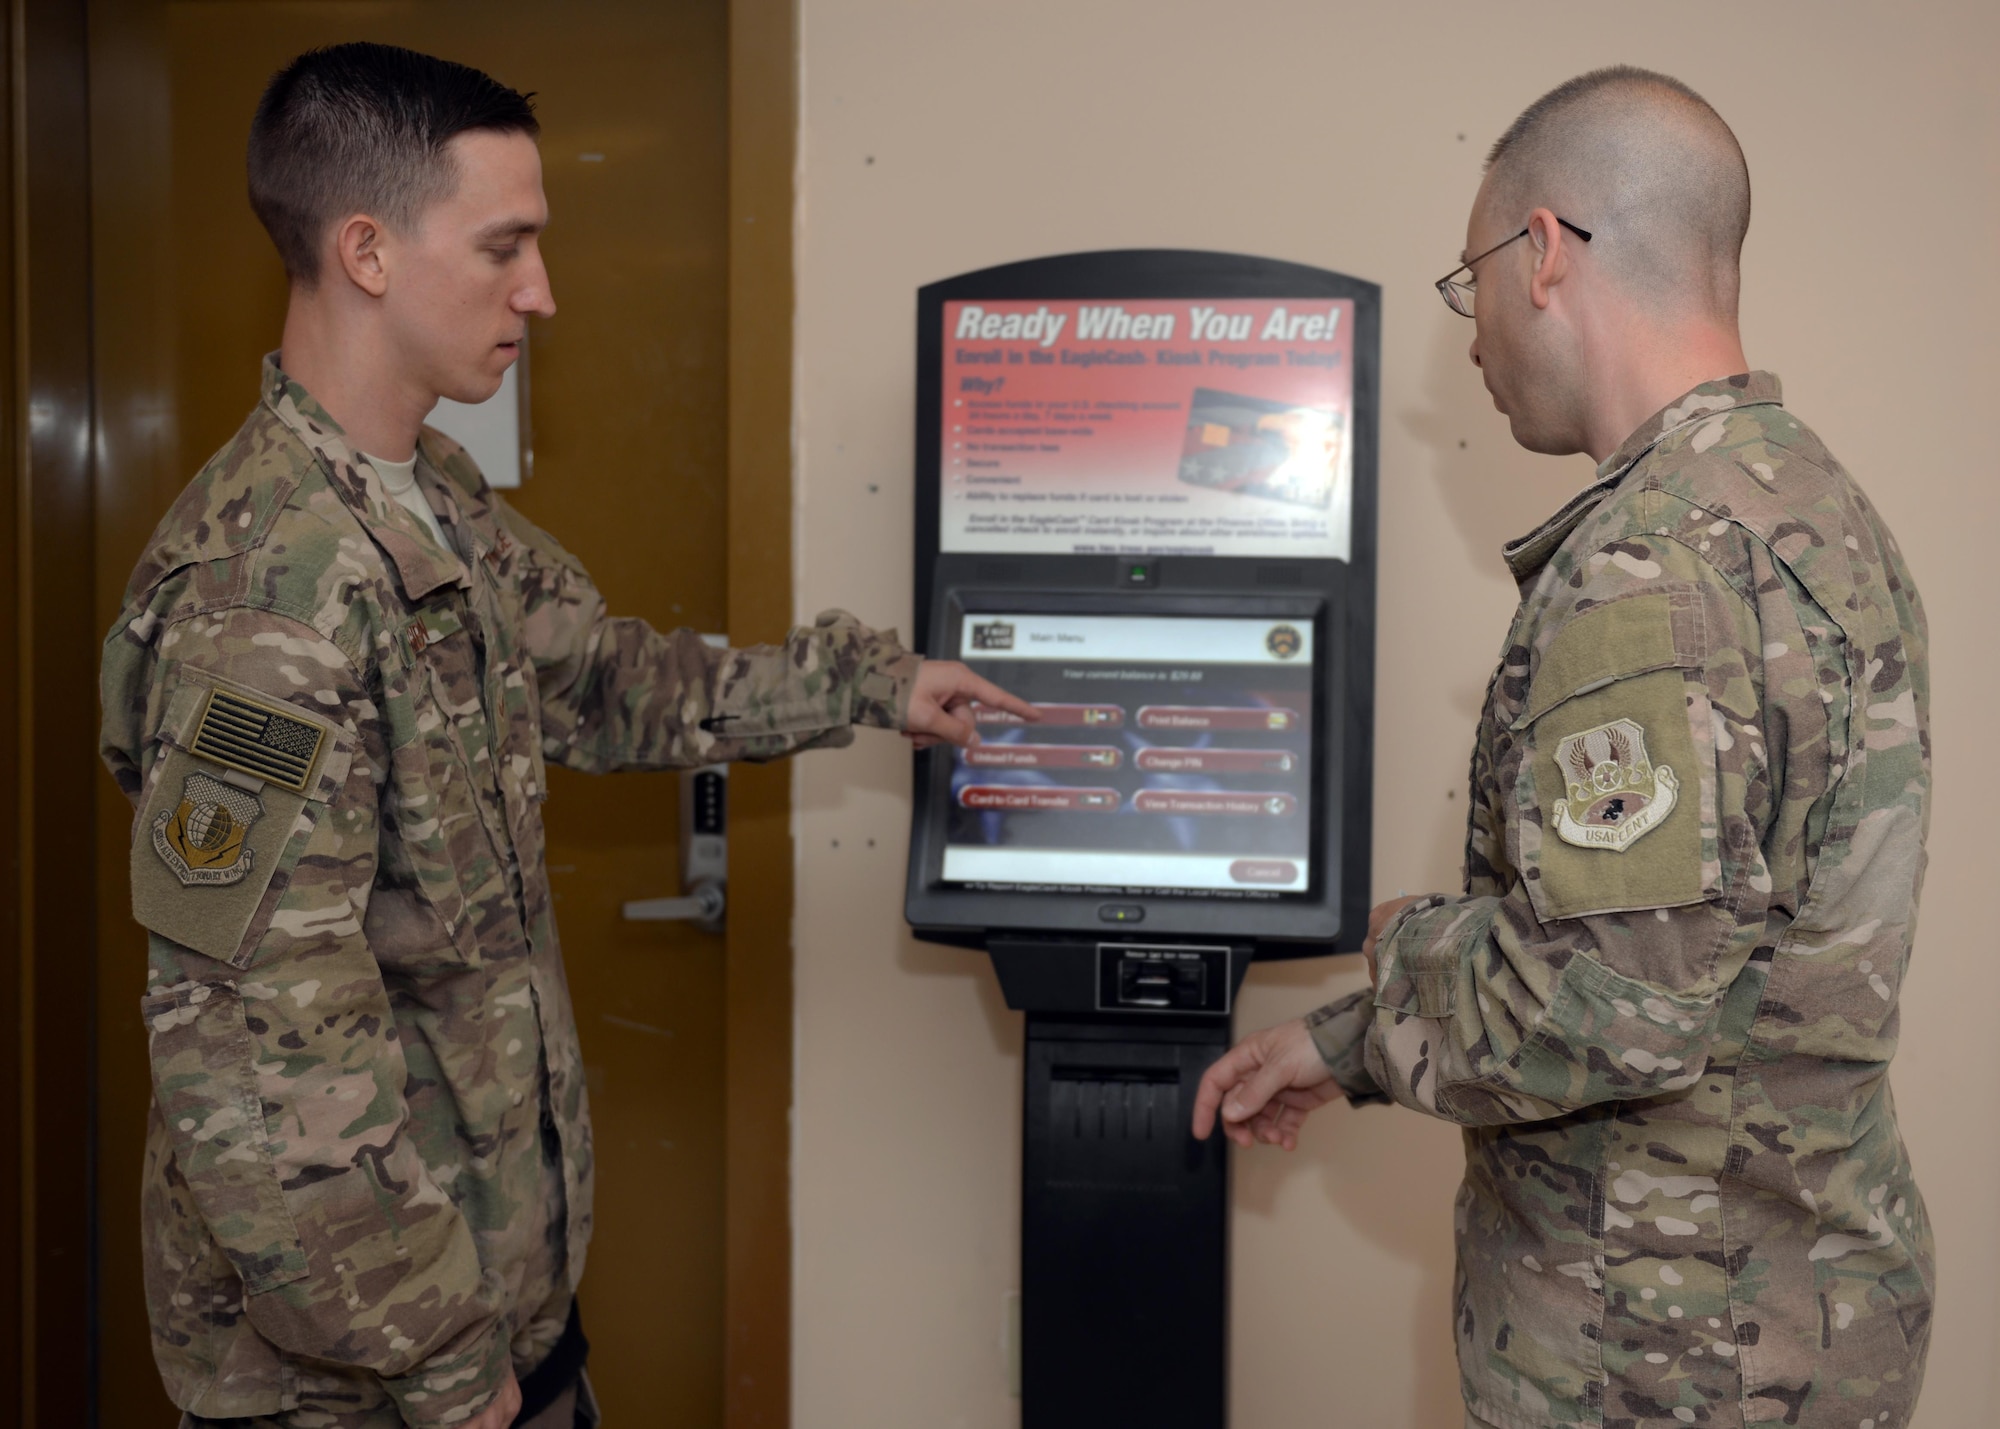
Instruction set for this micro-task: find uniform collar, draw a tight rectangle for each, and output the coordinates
[261,354,472,601]
[1501,371,1784,582]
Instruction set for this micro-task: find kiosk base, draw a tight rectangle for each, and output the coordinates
[1023,1016,1229,1428]
[994,938,1250,1429]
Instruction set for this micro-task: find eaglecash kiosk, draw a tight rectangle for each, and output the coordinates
[904,251,1378,1429]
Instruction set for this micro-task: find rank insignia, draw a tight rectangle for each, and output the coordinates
[1552,717,1679,852]
[153,772,264,886]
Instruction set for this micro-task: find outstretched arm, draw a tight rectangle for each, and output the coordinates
[1192,896,1416,1149]
[488,496,1032,766]
[1202,534,1807,1139]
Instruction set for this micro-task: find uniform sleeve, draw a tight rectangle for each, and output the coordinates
[1312,537,1781,1126]
[490,500,921,773]
[115,606,511,1427]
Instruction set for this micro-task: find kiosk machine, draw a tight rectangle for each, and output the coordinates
[905,251,1378,1428]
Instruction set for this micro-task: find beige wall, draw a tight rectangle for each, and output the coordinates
[788,2,2000,1424]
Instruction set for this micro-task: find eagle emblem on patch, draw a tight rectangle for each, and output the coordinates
[1552,718,1679,852]
[153,772,264,886]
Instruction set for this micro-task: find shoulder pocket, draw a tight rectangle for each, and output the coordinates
[1513,590,1720,922]
[140,980,308,1294]
[130,675,355,965]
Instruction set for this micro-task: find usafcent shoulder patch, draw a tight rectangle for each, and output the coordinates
[154,772,264,885]
[1552,717,1678,852]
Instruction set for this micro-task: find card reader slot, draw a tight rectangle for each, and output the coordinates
[1113,951,1209,1011]
[1091,943,1233,1016]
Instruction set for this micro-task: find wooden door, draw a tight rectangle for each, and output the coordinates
[87,3,793,1423]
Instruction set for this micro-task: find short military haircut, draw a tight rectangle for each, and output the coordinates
[1484,66,1751,319]
[248,43,539,286]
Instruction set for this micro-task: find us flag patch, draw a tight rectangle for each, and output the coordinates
[190,689,325,793]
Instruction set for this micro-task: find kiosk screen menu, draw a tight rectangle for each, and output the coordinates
[945,613,1315,896]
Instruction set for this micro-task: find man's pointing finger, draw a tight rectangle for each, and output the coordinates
[963,673,1040,722]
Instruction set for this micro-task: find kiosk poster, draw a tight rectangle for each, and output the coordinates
[939,297,1355,561]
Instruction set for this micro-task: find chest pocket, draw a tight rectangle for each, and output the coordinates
[130,675,355,966]
[1510,589,1721,923]
[385,604,510,945]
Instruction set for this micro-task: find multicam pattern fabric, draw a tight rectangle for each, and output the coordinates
[1309,374,1933,1428]
[102,358,919,1426]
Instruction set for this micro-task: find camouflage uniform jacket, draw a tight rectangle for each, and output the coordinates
[100,358,919,1425]
[1310,374,1933,1429]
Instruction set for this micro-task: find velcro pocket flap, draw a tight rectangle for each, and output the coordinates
[1513,590,1700,731]
[1514,591,1718,922]
[141,981,308,1295]
[132,677,355,965]
[1371,897,1464,1019]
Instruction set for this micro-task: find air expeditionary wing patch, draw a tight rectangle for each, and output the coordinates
[1552,717,1678,852]
[154,772,264,885]
[151,687,325,887]
[132,678,353,963]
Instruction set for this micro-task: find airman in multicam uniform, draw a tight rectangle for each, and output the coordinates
[1196,69,1933,1429]
[102,42,1026,1429]
[101,365,917,1425]
[1313,372,1933,1428]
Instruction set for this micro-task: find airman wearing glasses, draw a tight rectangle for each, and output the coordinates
[1196,65,1934,1429]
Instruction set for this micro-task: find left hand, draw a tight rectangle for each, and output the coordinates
[1190,1017,1342,1151]
[461,1367,522,1429]
[902,661,1039,749]
[1188,893,1429,1152]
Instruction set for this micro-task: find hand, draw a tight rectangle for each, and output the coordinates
[1363,894,1424,984]
[901,661,1039,749]
[462,1367,521,1429]
[1190,1018,1344,1152]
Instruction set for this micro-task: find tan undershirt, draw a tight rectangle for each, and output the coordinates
[363,449,452,552]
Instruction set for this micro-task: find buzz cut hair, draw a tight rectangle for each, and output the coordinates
[1483,65,1751,319]
[248,42,540,287]
[1485,65,1715,173]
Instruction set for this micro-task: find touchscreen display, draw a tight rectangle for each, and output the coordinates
[944,613,1314,896]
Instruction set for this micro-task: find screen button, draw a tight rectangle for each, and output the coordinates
[959,785,1122,812]
[1098,903,1145,924]
[1229,859,1300,885]
[1133,790,1297,817]
[1134,747,1296,774]
[963,743,1123,770]
[1136,705,1300,733]
[972,702,1126,728]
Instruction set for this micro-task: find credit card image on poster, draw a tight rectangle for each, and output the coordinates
[1178,387,1346,511]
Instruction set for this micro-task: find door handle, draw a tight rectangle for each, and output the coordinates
[623,637,730,934]
[624,879,725,927]
[621,763,728,932]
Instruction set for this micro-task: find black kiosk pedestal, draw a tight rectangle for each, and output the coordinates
[999,938,1246,1426]
[905,252,1378,1428]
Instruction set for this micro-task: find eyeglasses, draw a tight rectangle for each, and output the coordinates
[1435,218,1593,318]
